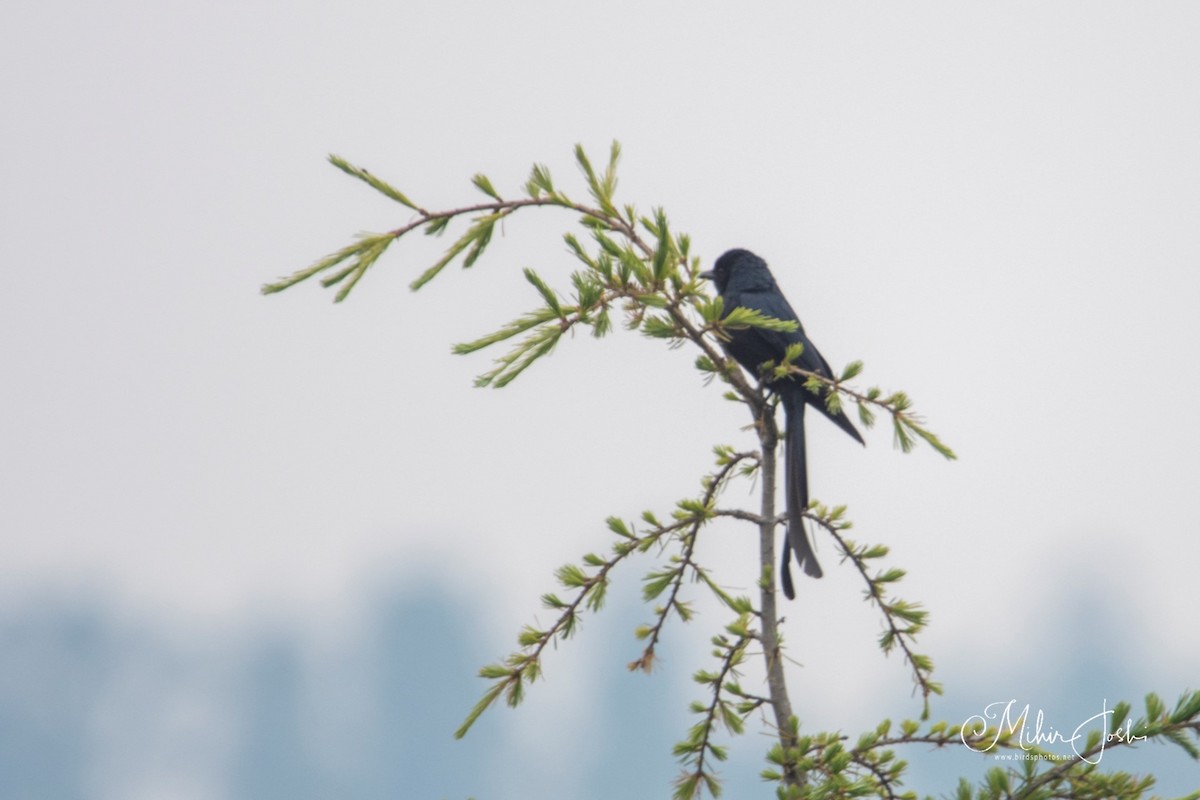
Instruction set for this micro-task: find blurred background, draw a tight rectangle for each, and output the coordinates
[3,1,1198,797]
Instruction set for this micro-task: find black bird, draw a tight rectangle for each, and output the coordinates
[700,249,864,598]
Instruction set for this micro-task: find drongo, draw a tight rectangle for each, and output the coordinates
[700,248,863,598]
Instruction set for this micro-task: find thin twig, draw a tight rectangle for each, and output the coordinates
[809,516,938,704]
[631,453,754,672]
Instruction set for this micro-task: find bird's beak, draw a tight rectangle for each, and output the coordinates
[698,270,714,280]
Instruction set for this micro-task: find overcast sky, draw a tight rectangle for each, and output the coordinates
[3,1,1199,797]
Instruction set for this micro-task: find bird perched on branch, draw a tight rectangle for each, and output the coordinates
[701,248,863,598]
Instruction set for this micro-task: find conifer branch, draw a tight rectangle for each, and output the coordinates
[805,506,942,716]
[629,450,756,673]
[673,614,755,800]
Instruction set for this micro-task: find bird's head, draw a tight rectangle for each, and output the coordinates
[700,248,776,295]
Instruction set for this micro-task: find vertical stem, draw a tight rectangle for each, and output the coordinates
[758,405,802,788]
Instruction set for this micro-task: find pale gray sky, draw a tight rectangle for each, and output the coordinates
[3,1,1199,796]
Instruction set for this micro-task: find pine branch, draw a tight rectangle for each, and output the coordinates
[630,449,757,673]
[455,454,746,739]
[805,508,942,717]
[673,613,755,800]
[788,364,957,461]
[1011,690,1200,799]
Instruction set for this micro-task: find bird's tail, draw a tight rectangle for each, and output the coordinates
[782,392,823,598]
[813,394,866,445]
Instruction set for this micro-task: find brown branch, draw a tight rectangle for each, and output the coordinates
[384,195,610,239]
[419,192,764,411]
[681,627,752,796]
[810,516,937,705]
[630,451,756,673]
[712,508,767,525]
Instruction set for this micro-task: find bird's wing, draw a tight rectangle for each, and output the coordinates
[728,289,836,381]
[722,287,806,374]
[730,289,865,445]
